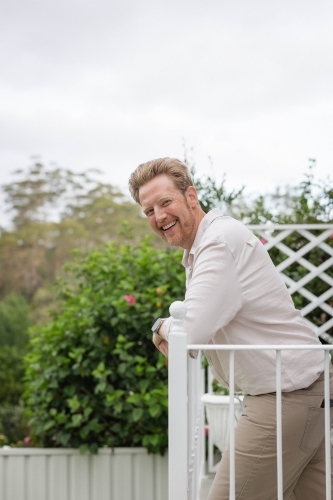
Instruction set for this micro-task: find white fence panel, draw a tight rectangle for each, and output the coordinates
[247,223,333,343]
[49,455,69,500]
[0,448,168,500]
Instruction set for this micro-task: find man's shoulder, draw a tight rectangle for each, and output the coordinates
[193,214,259,260]
[203,214,253,244]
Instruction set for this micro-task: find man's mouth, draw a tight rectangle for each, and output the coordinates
[161,221,177,231]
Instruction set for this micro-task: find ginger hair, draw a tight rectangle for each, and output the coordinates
[128,157,193,204]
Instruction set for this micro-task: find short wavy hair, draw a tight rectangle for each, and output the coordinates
[128,157,193,204]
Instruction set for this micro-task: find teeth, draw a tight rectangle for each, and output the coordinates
[162,221,177,231]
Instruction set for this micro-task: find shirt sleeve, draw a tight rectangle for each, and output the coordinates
[163,240,243,346]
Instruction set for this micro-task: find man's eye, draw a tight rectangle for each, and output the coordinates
[146,209,154,216]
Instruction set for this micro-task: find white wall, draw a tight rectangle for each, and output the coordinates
[0,447,168,500]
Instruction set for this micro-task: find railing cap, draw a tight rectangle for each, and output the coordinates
[169,301,187,319]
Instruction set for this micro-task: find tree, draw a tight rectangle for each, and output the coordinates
[240,161,333,224]
[0,161,154,303]
[2,161,104,229]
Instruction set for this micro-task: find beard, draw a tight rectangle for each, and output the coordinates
[161,200,196,249]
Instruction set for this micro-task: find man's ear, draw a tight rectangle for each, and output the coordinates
[186,186,199,208]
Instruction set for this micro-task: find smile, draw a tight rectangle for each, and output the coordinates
[162,221,177,231]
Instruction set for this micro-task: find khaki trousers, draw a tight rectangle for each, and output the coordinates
[207,370,333,500]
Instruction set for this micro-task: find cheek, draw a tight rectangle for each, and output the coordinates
[148,217,158,231]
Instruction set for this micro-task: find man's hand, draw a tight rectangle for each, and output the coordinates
[152,333,169,358]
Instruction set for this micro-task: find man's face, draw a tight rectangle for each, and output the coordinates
[139,174,198,250]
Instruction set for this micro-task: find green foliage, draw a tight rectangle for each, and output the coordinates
[0,293,30,351]
[0,346,25,405]
[0,405,29,445]
[191,167,245,215]
[0,341,28,445]
[0,294,30,443]
[183,149,245,215]
[0,161,154,303]
[24,237,184,454]
[2,161,113,229]
[241,162,333,224]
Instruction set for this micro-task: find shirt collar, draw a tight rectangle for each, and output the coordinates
[182,208,224,268]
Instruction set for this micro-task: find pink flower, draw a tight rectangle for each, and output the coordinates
[259,237,267,245]
[124,294,136,305]
[24,436,31,446]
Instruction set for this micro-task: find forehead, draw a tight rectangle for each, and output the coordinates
[139,174,180,207]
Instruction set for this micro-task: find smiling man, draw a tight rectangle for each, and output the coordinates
[128,157,332,500]
[139,172,203,248]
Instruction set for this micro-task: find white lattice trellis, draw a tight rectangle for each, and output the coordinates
[248,224,333,343]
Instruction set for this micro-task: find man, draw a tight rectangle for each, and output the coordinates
[128,157,332,499]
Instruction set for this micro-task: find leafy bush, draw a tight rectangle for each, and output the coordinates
[0,294,30,351]
[0,405,29,445]
[0,346,25,405]
[0,294,31,444]
[24,237,184,454]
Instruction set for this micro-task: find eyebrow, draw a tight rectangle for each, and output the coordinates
[142,194,175,214]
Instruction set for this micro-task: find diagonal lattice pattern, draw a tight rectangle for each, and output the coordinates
[248,224,333,343]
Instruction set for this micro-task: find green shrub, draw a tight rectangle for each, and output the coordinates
[0,295,31,443]
[0,346,25,405]
[24,237,184,454]
[0,405,29,445]
[0,294,30,351]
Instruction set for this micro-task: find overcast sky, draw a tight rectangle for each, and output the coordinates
[1,0,333,225]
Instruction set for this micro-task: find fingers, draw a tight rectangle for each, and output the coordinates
[152,332,163,348]
[158,340,169,358]
[152,334,169,358]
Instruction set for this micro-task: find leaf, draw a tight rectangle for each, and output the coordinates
[55,431,71,446]
[126,393,141,404]
[43,420,56,431]
[149,405,161,418]
[114,402,123,414]
[71,414,83,427]
[110,317,119,327]
[89,443,99,454]
[132,408,143,422]
[79,444,89,455]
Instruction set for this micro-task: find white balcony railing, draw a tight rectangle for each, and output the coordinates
[168,301,332,500]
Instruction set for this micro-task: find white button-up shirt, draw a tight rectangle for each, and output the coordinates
[163,208,324,395]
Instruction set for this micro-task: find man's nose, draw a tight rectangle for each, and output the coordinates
[155,207,167,222]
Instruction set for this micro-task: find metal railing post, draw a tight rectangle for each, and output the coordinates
[276,350,283,500]
[169,301,188,500]
[324,350,331,500]
[229,350,235,500]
